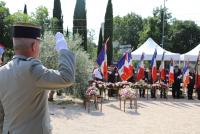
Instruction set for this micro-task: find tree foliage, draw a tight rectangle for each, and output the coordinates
[53,0,63,33]
[139,7,172,47]
[32,6,50,36]
[0,1,12,48]
[23,4,27,14]
[104,0,113,65]
[87,29,97,61]
[168,20,200,54]
[41,32,93,98]
[73,0,87,51]
[113,13,143,49]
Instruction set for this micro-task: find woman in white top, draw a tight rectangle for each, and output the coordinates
[92,65,103,81]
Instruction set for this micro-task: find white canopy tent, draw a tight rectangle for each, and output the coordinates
[131,38,180,61]
[181,44,200,61]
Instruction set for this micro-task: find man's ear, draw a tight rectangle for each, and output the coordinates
[31,41,37,51]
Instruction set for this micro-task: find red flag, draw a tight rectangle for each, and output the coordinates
[151,49,157,82]
[195,51,200,89]
[137,53,145,81]
[169,59,174,85]
[183,61,190,88]
[159,52,166,80]
[96,38,109,81]
[117,52,133,81]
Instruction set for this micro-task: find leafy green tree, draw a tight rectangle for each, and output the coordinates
[23,4,27,14]
[168,20,200,54]
[104,0,113,65]
[53,0,63,33]
[139,7,171,48]
[0,1,12,49]
[97,27,103,56]
[41,32,94,98]
[113,13,143,49]
[87,29,97,61]
[32,6,50,36]
[50,17,59,34]
[66,27,69,38]
[73,0,87,51]
[9,11,37,23]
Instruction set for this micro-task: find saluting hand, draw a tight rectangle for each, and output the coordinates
[55,32,68,52]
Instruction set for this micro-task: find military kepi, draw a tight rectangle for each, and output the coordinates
[12,23,41,39]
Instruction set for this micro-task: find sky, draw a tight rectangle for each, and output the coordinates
[2,0,200,43]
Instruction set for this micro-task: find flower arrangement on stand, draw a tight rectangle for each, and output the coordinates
[132,80,151,90]
[119,86,136,100]
[85,83,99,96]
[95,81,107,96]
[119,85,137,112]
[160,82,169,90]
[152,81,161,90]
[84,83,103,113]
[115,81,133,89]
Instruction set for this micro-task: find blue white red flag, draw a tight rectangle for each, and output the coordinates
[169,59,174,85]
[159,52,166,80]
[96,38,109,81]
[151,49,157,82]
[195,51,200,88]
[137,53,145,81]
[183,61,190,88]
[117,52,133,81]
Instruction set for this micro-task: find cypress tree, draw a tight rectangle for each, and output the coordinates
[66,27,69,38]
[73,0,87,51]
[23,4,27,14]
[104,0,113,65]
[97,27,103,56]
[53,0,63,33]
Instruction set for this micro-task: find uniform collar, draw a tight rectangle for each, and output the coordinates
[13,55,29,60]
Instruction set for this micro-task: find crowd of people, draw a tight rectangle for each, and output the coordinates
[92,64,197,100]
[0,22,199,134]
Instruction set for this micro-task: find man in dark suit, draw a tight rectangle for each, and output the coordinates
[108,65,117,97]
[172,66,182,99]
[187,70,195,100]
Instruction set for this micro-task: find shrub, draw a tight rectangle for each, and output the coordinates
[40,32,94,98]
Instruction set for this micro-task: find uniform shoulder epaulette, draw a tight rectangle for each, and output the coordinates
[26,57,34,61]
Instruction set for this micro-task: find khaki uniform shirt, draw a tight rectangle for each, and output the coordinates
[0,49,75,134]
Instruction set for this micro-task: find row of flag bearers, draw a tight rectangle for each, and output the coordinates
[96,39,200,100]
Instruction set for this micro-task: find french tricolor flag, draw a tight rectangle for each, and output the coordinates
[183,62,190,88]
[151,49,157,82]
[117,52,133,81]
[159,52,166,80]
[137,52,145,81]
[195,51,200,89]
[96,38,109,81]
[169,59,174,85]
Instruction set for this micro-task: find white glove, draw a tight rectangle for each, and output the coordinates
[55,32,68,51]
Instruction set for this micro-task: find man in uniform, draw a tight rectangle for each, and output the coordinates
[0,23,75,134]
[172,65,182,99]
[108,65,117,97]
[187,69,195,100]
